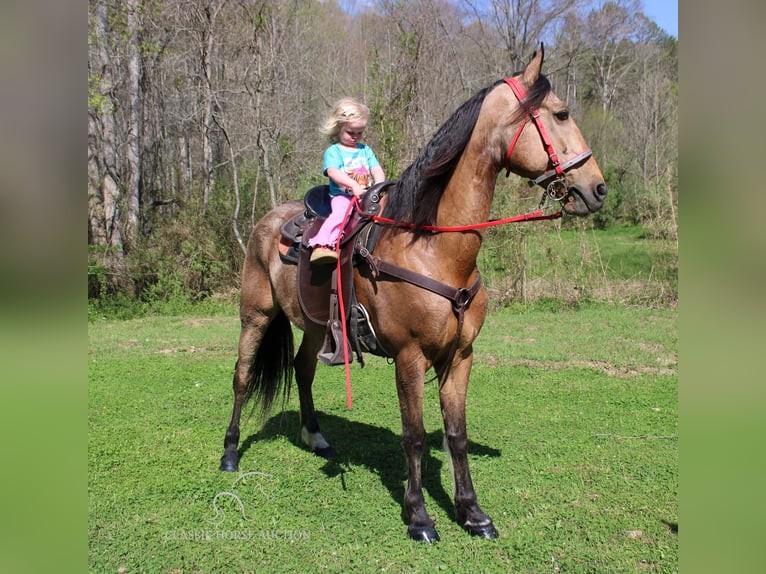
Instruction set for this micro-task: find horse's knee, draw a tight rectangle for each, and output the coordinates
[401,430,426,456]
[444,429,468,455]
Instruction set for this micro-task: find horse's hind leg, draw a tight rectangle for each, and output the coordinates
[220,311,271,472]
[295,328,335,458]
[439,355,498,538]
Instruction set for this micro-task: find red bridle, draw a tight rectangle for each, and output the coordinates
[503,77,592,202]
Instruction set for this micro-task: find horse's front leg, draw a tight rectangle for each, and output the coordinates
[395,352,439,543]
[439,351,499,539]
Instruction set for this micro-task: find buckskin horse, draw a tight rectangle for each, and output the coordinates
[219,45,607,542]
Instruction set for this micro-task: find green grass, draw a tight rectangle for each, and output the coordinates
[88,304,677,573]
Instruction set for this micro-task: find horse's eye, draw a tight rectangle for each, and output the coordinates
[554,110,569,121]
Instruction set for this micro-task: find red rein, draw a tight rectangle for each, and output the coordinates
[368,209,561,231]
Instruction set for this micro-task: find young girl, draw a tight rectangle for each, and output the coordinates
[309,98,386,265]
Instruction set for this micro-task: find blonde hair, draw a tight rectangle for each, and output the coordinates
[321,98,370,143]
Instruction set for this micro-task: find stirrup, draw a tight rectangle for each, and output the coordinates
[317,280,351,366]
[317,271,350,365]
[317,318,349,366]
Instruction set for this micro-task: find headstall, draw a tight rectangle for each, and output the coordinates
[503,76,592,204]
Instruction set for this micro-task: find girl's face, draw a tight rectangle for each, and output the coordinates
[338,121,366,147]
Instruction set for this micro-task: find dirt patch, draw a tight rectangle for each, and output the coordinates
[181,317,236,329]
[475,356,676,377]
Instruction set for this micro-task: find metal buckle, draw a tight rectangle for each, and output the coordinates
[546,178,568,202]
[453,287,473,311]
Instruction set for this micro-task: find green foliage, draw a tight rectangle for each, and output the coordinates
[87,73,111,112]
[591,162,625,229]
[89,199,242,319]
[479,220,677,310]
[91,213,677,320]
[88,291,146,322]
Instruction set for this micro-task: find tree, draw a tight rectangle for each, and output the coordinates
[88,0,123,252]
[620,26,678,234]
[583,0,645,112]
[124,0,143,251]
[465,0,581,72]
[190,0,226,216]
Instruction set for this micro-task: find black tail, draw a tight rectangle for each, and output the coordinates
[244,310,295,418]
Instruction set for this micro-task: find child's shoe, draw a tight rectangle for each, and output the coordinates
[310,246,338,265]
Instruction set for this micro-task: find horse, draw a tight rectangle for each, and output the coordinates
[219,45,607,543]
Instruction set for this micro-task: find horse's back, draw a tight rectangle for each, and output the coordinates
[241,200,305,325]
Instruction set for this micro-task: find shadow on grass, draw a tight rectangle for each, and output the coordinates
[238,410,501,527]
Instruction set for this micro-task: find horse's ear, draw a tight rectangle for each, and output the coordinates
[521,43,544,86]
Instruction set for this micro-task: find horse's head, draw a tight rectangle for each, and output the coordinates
[498,45,607,215]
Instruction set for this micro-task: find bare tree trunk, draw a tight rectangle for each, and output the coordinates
[585,0,642,112]
[212,95,247,254]
[667,175,678,240]
[92,0,122,251]
[263,138,278,210]
[225,135,246,255]
[175,136,187,198]
[202,105,214,215]
[125,0,142,251]
[198,1,224,216]
[88,113,107,246]
[250,162,260,228]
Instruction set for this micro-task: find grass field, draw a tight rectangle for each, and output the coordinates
[88,302,677,573]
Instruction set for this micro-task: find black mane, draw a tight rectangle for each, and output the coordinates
[382,80,503,230]
[382,74,551,232]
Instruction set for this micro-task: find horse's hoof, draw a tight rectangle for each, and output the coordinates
[408,525,440,544]
[219,458,239,472]
[313,446,336,459]
[464,521,499,539]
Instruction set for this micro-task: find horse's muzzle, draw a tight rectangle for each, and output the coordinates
[563,183,607,215]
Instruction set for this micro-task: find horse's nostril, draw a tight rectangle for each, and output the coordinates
[596,183,608,200]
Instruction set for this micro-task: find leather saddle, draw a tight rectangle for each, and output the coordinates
[279,182,394,366]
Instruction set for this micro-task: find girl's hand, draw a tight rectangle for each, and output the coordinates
[350,182,366,197]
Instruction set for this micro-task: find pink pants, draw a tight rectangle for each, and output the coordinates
[308,194,354,248]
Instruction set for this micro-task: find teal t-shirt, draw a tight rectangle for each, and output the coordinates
[323,143,381,196]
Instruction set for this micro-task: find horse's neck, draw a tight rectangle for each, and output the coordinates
[431,153,497,271]
[438,102,500,224]
[438,163,495,226]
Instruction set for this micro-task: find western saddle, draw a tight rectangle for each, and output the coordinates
[278,182,393,366]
